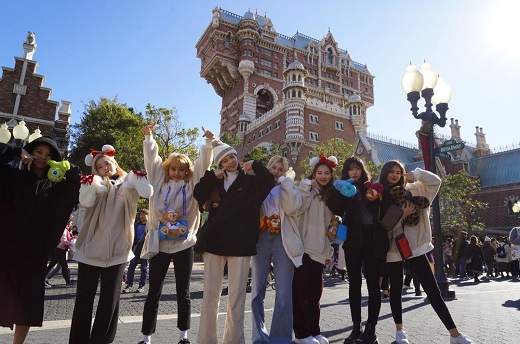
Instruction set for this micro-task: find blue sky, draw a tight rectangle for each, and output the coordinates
[1,0,519,150]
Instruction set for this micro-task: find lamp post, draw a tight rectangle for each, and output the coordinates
[0,120,41,167]
[401,61,455,300]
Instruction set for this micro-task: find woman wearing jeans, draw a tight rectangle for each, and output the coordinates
[251,157,304,344]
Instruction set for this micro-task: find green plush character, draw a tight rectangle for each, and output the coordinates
[47,160,70,183]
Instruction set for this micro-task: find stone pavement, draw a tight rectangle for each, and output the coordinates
[1,261,520,343]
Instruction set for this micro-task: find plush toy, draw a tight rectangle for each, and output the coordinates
[260,215,281,234]
[390,186,430,226]
[158,210,188,240]
[47,160,70,183]
[333,178,357,198]
[364,181,384,202]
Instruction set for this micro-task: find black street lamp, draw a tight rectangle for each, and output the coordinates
[401,61,455,300]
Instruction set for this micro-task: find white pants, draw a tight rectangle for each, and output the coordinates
[198,253,251,344]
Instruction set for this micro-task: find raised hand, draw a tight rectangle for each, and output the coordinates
[20,149,34,171]
[240,160,254,175]
[142,123,156,136]
[201,126,214,139]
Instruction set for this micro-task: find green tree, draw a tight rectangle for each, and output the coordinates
[440,170,488,235]
[68,97,145,173]
[243,142,282,166]
[143,104,200,161]
[219,131,241,147]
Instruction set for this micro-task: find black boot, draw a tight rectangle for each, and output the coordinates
[344,321,363,344]
[360,323,378,344]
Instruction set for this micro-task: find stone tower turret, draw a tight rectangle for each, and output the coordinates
[283,59,308,163]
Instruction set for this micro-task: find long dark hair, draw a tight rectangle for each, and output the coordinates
[309,161,334,201]
[340,156,371,184]
[379,160,405,189]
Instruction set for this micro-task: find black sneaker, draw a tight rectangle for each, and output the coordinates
[122,285,132,293]
[178,339,191,344]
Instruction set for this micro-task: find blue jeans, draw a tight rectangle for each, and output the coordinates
[251,231,294,344]
[126,242,148,287]
[458,256,467,278]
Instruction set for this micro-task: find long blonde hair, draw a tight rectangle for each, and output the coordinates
[91,154,127,194]
[163,153,194,183]
[267,155,289,172]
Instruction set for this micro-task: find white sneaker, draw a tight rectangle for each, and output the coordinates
[122,285,132,293]
[294,336,320,344]
[315,334,329,344]
[450,332,474,344]
[396,329,409,344]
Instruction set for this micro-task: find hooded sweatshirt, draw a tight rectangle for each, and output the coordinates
[74,172,153,267]
[387,168,440,262]
[294,179,334,264]
[143,134,214,255]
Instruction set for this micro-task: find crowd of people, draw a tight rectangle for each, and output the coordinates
[8,127,520,344]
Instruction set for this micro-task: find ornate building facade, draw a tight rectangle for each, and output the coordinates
[196,8,374,171]
[0,32,71,155]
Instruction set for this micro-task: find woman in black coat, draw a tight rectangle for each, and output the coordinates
[0,137,80,343]
[466,235,485,283]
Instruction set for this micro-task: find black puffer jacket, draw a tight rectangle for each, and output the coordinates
[193,161,274,257]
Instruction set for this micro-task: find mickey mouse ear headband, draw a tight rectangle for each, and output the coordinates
[85,144,116,166]
[310,154,338,169]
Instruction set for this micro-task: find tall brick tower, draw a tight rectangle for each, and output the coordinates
[196,8,374,171]
[0,32,71,155]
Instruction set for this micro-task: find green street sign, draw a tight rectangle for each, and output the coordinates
[443,139,456,146]
[437,142,465,153]
[435,151,451,159]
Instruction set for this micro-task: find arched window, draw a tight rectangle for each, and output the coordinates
[327,48,333,64]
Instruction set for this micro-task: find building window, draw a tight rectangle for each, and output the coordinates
[244,39,252,45]
[262,48,273,56]
[259,130,264,138]
[335,121,344,130]
[274,72,278,78]
[309,114,319,124]
[247,137,251,145]
[261,69,272,77]
[252,134,256,141]
[242,49,253,56]
[261,58,272,67]
[266,125,272,134]
[274,120,280,129]
[254,56,259,63]
[274,52,278,59]
[309,131,319,142]
[274,62,278,69]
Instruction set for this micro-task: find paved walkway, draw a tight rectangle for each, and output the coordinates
[1,261,519,343]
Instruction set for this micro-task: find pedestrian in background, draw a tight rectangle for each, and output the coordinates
[123,209,149,294]
[69,145,152,344]
[44,222,76,288]
[137,124,217,344]
[251,156,304,344]
[0,137,80,344]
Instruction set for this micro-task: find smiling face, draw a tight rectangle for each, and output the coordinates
[315,164,332,187]
[220,153,238,172]
[95,156,116,177]
[30,144,52,172]
[168,163,189,182]
[386,164,404,187]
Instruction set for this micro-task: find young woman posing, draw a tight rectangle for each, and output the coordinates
[69,146,153,344]
[380,160,474,344]
[291,155,337,344]
[193,143,274,344]
[327,156,388,344]
[251,156,304,344]
[0,137,80,344]
[137,124,217,344]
